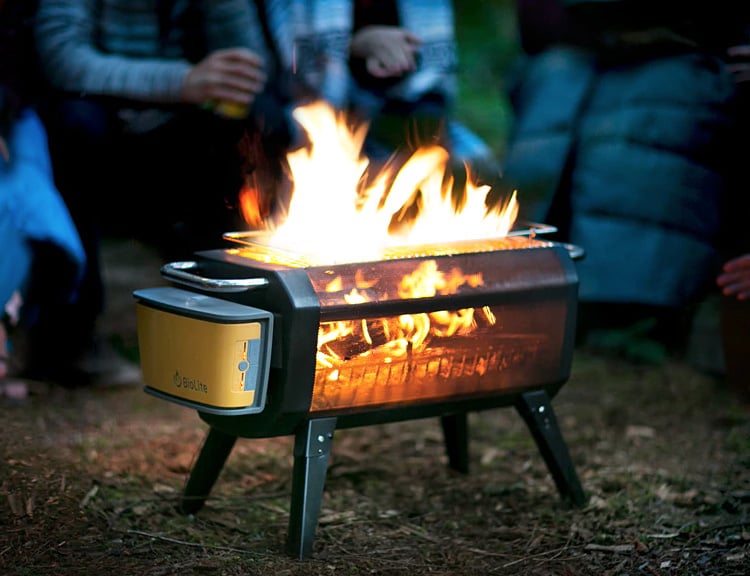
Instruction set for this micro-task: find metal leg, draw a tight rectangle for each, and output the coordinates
[440,413,470,473]
[179,426,237,515]
[515,390,586,507]
[287,417,337,559]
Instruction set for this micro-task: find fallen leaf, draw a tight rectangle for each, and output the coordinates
[80,484,99,508]
[585,543,635,553]
[7,493,24,516]
[625,425,655,439]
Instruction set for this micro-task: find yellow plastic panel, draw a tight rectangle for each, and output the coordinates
[137,304,264,409]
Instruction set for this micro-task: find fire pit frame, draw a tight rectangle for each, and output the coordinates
[136,242,587,559]
[182,390,585,559]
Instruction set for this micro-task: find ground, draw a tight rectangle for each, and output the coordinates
[1,239,749,576]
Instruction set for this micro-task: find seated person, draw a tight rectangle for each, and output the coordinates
[1,0,85,399]
[28,0,270,386]
[251,0,500,219]
[716,32,750,406]
[347,0,496,171]
[501,0,749,358]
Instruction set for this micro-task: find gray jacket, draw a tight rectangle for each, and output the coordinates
[503,46,737,308]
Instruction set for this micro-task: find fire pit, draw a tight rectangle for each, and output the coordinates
[133,102,586,558]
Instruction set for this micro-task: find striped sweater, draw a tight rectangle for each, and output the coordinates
[34,0,267,103]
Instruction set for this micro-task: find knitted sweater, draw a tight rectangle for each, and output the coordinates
[34,0,267,103]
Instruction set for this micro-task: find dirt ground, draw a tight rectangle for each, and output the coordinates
[1,239,750,576]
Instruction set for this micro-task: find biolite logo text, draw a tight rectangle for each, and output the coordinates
[173,371,208,394]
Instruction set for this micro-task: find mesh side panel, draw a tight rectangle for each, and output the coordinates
[310,334,559,413]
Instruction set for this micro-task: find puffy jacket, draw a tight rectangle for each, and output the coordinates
[503,1,743,307]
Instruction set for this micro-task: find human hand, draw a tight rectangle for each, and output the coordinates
[727,44,750,85]
[182,47,267,108]
[717,254,750,300]
[350,26,422,78]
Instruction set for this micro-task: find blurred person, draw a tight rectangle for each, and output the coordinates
[347,0,497,172]
[247,0,501,222]
[717,28,750,406]
[29,0,269,386]
[0,0,85,399]
[501,0,749,360]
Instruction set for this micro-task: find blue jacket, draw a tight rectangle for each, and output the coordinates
[0,109,85,309]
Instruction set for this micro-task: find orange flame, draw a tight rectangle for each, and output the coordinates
[237,100,519,382]
[316,259,497,376]
[238,100,518,263]
[238,181,265,229]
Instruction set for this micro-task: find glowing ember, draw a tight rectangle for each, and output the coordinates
[239,100,518,263]
[316,258,496,379]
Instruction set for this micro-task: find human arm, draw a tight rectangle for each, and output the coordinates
[193,0,269,107]
[34,0,266,106]
[35,0,190,102]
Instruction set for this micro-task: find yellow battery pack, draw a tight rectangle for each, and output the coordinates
[134,287,273,415]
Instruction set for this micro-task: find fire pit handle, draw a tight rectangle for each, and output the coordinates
[160,261,269,293]
[558,242,585,260]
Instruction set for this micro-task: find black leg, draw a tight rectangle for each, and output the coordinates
[515,390,586,507]
[440,412,470,473]
[179,426,237,515]
[287,417,337,559]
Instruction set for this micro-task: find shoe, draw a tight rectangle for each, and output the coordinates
[21,337,142,389]
[73,338,143,388]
